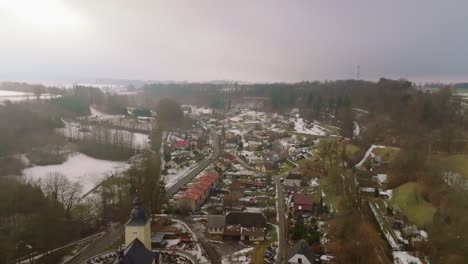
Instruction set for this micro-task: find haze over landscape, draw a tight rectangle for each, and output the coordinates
[1,0,468,83]
[1,1,468,264]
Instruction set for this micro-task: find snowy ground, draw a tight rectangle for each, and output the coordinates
[172,219,209,263]
[0,90,60,104]
[22,153,130,193]
[393,251,423,264]
[88,106,153,132]
[355,145,387,168]
[353,121,360,137]
[221,247,253,264]
[293,114,328,136]
[164,164,198,189]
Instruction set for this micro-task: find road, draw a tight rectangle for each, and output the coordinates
[274,175,287,264]
[16,232,104,264]
[68,225,123,264]
[166,122,220,197]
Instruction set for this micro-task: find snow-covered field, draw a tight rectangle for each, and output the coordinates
[0,90,31,97]
[22,153,130,193]
[393,251,423,264]
[293,115,328,136]
[0,90,60,104]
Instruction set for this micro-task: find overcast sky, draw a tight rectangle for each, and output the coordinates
[0,0,467,84]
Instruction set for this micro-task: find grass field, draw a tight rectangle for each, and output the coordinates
[432,154,468,180]
[391,182,435,228]
[373,147,400,163]
[345,143,361,156]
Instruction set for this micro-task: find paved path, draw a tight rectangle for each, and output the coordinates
[274,175,287,264]
[16,232,104,264]
[68,226,124,264]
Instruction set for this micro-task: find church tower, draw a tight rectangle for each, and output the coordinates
[125,197,151,249]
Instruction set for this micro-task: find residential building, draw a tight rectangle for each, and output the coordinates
[291,193,313,213]
[208,212,267,241]
[284,173,302,187]
[287,239,316,264]
[207,215,226,237]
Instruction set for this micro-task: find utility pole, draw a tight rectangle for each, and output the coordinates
[357,65,360,80]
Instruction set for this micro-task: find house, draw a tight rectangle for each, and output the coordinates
[284,173,302,187]
[247,141,262,151]
[173,156,189,167]
[172,140,189,149]
[287,239,316,264]
[254,162,267,173]
[372,174,388,186]
[242,121,262,129]
[224,212,267,241]
[291,193,313,213]
[151,233,166,248]
[265,161,280,172]
[151,219,181,239]
[284,185,299,194]
[177,192,201,212]
[371,155,382,168]
[225,170,256,181]
[177,171,220,212]
[207,215,226,238]
[165,160,179,169]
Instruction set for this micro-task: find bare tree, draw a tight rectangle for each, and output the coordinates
[60,181,83,222]
[43,172,68,203]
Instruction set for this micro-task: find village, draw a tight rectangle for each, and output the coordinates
[112,104,431,264]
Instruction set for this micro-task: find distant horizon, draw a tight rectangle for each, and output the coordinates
[1,75,468,88]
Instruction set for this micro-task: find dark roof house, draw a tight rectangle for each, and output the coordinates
[208,215,226,229]
[225,212,266,228]
[287,239,316,264]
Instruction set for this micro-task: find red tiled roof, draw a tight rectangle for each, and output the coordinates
[203,173,219,181]
[293,193,313,206]
[197,179,212,188]
[193,183,210,192]
[180,192,200,201]
[199,176,216,185]
[187,187,204,197]
[172,140,189,148]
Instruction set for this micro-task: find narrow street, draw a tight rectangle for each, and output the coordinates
[68,226,123,264]
[274,175,287,264]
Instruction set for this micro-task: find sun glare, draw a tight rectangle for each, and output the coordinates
[0,0,83,30]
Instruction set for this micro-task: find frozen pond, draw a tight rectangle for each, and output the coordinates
[22,153,130,193]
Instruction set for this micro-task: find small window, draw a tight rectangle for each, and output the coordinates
[298,258,302,264]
